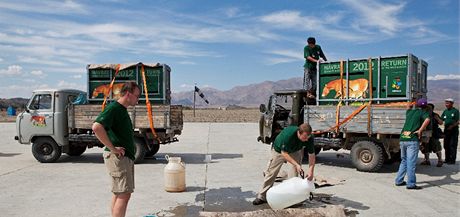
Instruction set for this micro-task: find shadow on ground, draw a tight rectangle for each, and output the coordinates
[56,152,243,165]
[144,153,243,165]
[308,152,400,174]
[0,152,21,157]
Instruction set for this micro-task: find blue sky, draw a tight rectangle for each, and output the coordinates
[0,0,458,98]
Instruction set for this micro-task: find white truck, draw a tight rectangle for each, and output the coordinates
[15,63,183,163]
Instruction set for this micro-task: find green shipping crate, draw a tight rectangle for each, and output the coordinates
[87,63,171,104]
[317,54,426,105]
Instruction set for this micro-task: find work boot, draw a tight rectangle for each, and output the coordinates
[395,181,407,186]
[420,160,430,166]
[407,185,422,190]
[436,161,443,167]
[252,198,267,205]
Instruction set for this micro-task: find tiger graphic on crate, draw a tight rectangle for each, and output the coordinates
[91,83,125,99]
[321,78,368,99]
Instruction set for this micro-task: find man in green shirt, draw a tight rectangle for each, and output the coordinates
[441,98,459,164]
[395,98,430,190]
[92,82,140,217]
[253,123,316,205]
[304,37,327,98]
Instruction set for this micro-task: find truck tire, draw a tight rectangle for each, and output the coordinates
[133,138,146,164]
[66,145,86,156]
[350,140,384,172]
[145,140,160,157]
[32,137,62,163]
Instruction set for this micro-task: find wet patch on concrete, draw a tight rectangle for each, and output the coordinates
[153,187,366,217]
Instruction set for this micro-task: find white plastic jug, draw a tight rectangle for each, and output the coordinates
[266,177,315,210]
[164,155,186,192]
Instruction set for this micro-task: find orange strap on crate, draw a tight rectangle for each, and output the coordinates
[314,103,369,135]
[141,65,159,142]
[101,64,121,111]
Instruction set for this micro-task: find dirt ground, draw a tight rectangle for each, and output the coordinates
[0,111,16,122]
[182,108,260,123]
[0,109,261,123]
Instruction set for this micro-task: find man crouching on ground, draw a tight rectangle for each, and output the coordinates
[253,123,316,205]
[92,82,140,217]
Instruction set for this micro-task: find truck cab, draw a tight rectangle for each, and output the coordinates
[15,89,85,162]
[258,89,308,145]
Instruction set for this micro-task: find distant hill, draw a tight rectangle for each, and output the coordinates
[1,78,458,109]
[172,77,303,107]
[171,77,459,107]
[0,98,28,110]
[427,79,460,105]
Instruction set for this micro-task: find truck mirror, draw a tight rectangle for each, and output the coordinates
[259,104,267,113]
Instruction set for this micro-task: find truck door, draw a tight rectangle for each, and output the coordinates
[17,93,54,143]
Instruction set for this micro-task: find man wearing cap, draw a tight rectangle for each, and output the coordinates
[304,37,327,99]
[441,98,459,164]
[395,98,430,190]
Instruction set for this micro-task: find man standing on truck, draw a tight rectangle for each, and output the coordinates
[253,123,316,205]
[92,82,140,217]
[304,37,327,98]
[441,98,459,165]
[395,98,430,190]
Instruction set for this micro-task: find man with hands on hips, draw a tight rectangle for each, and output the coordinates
[253,123,316,205]
[92,81,140,217]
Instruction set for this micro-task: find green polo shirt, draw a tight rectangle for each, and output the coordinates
[95,101,135,161]
[304,45,324,69]
[400,108,429,141]
[273,126,315,154]
[441,107,459,128]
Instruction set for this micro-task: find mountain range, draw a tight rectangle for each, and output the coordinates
[172,77,459,107]
[1,77,458,109]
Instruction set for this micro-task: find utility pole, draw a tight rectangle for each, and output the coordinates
[193,83,196,117]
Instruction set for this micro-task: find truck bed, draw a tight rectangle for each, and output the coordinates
[305,105,406,135]
[68,104,183,131]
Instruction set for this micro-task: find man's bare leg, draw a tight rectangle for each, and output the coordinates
[112,193,131,217]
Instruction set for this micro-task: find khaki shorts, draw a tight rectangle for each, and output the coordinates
[103,151,135,194]
[421,137,442,154]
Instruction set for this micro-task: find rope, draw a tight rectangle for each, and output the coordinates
[101,64,121,111]
[140,65,160,142]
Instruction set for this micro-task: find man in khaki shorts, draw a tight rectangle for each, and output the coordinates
[92,82,140,217]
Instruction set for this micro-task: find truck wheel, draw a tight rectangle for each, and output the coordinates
[133,138,146,164]
[350,140,384,172]
[32,137,62,163]
[145,140,160,157]
[66,146,86,156]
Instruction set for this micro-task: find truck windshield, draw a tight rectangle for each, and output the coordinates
[275,95,293,110]
[29,94,52,110]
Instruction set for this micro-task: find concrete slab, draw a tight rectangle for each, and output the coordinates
[0,123,459,217]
